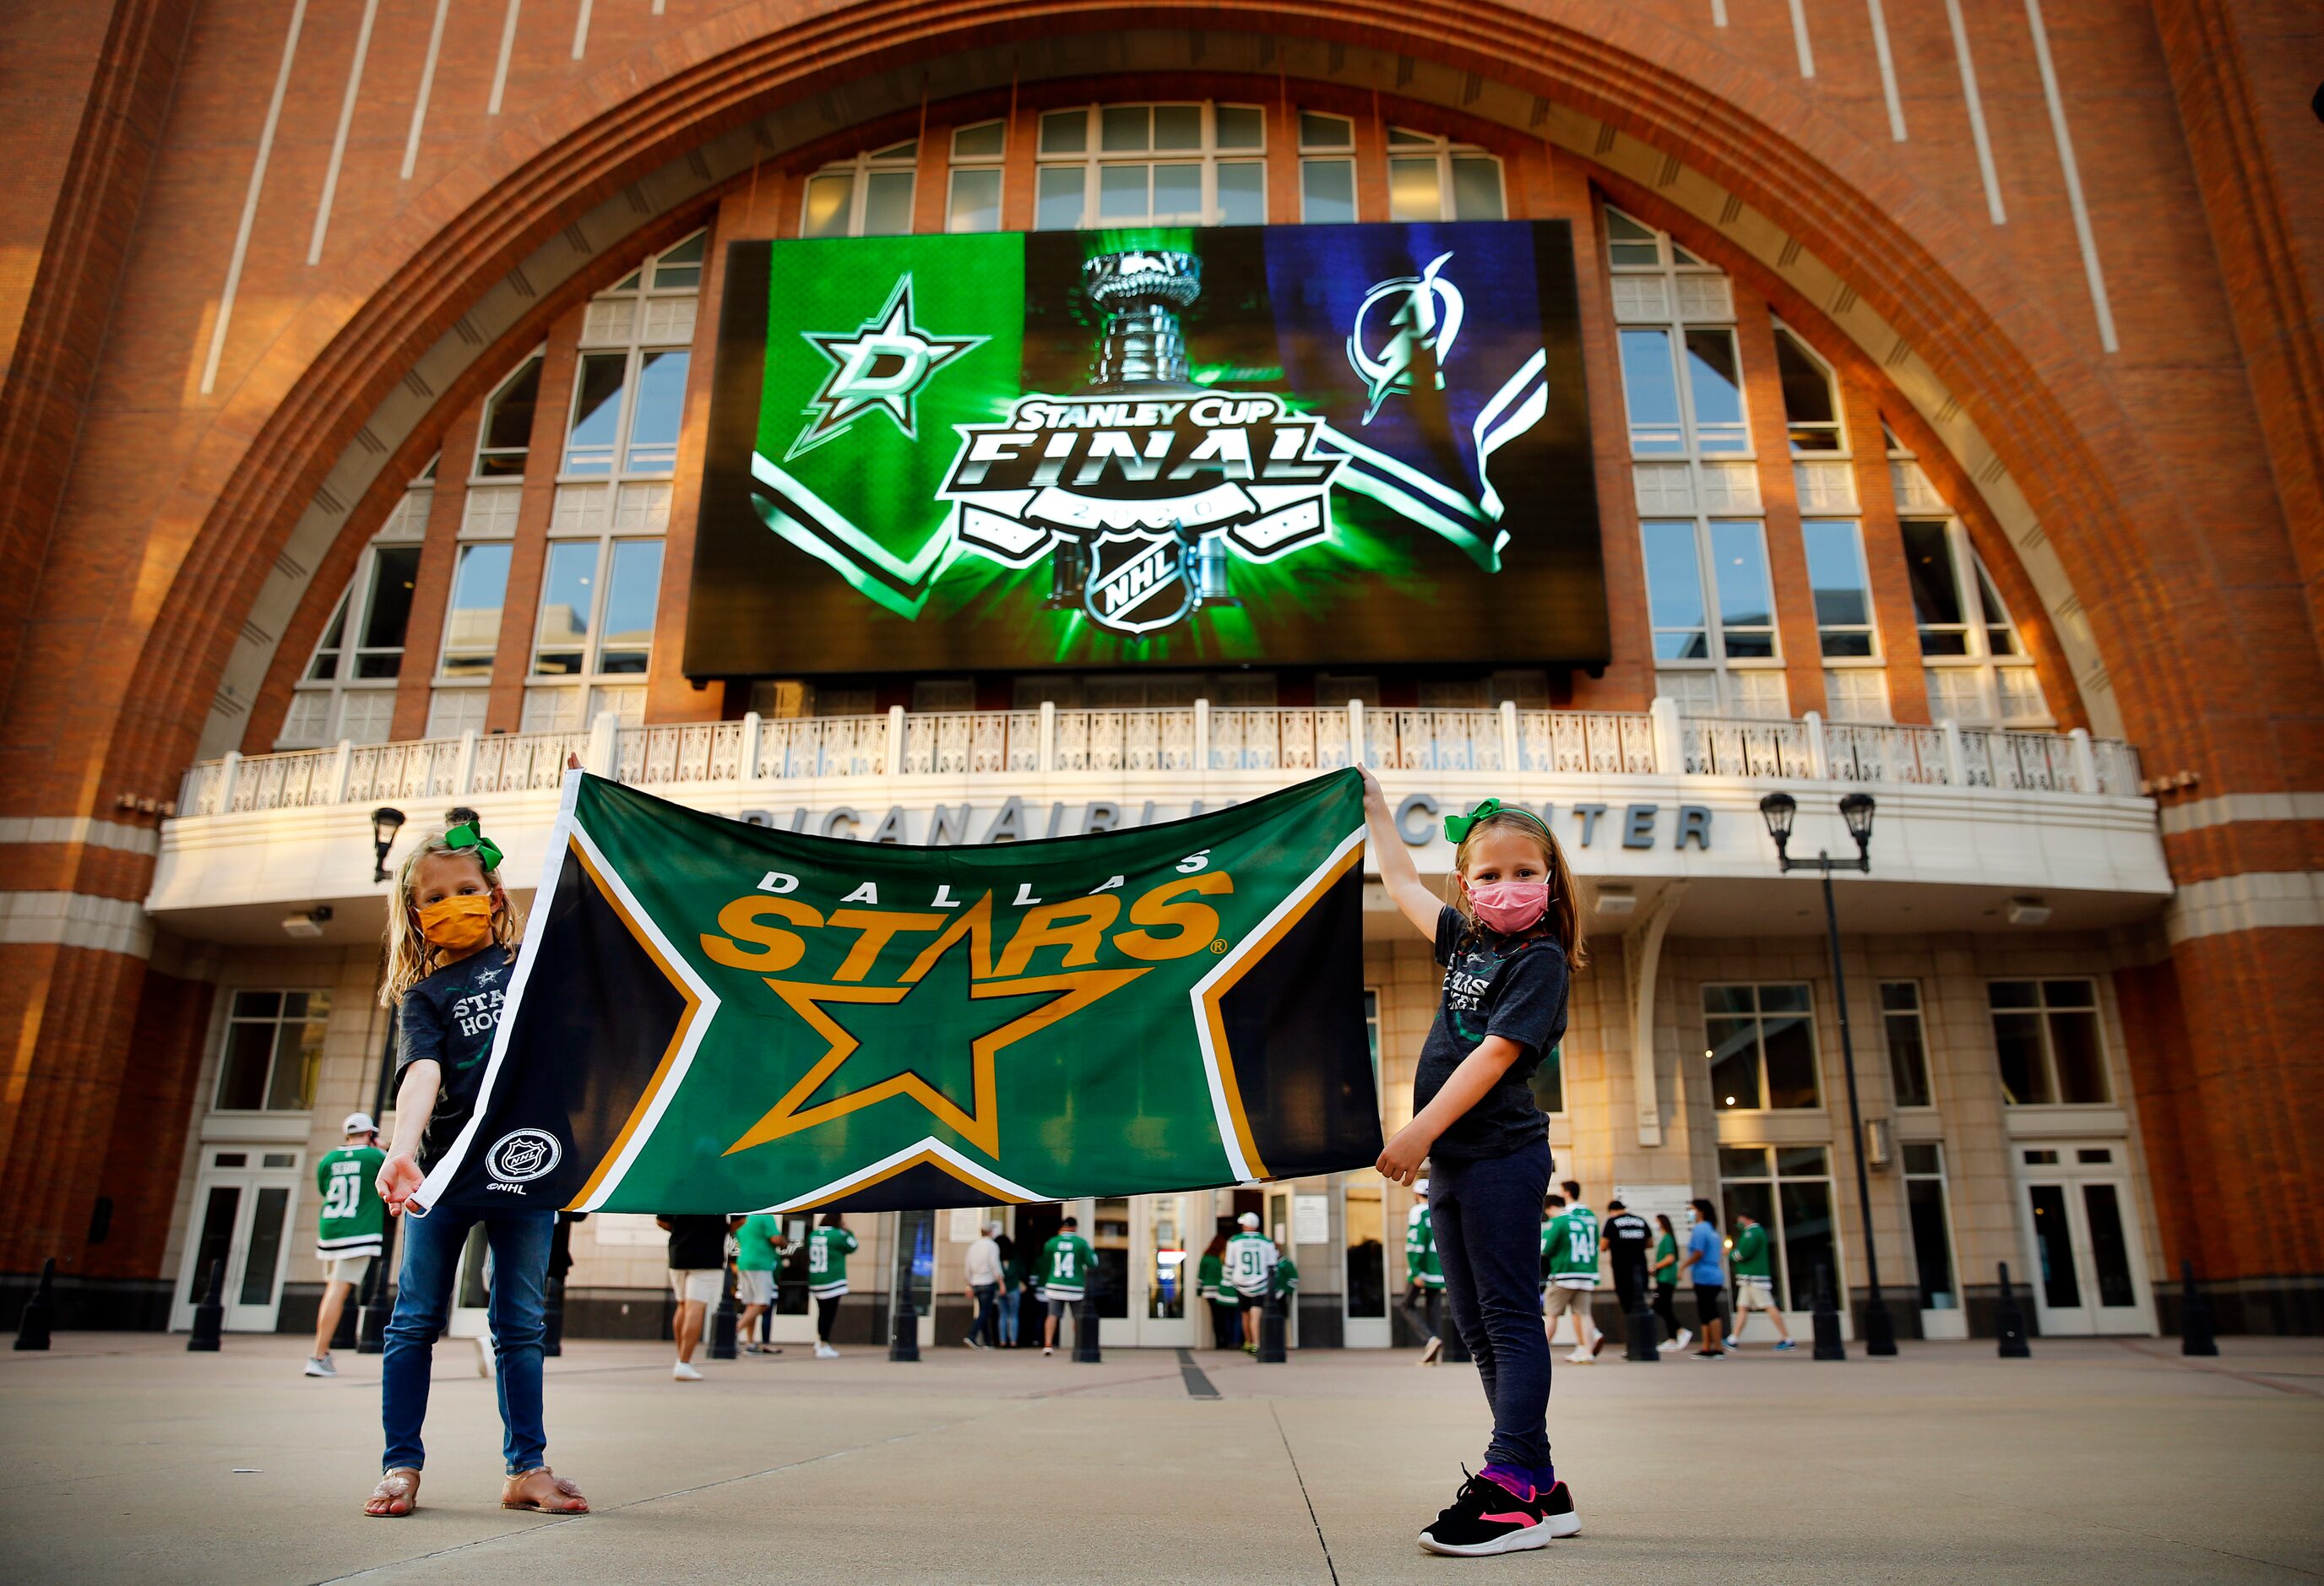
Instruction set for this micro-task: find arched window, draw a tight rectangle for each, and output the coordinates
[1890,424,2048,725]
[473,353,542,478]
[1030,103,1267,229]
[1384,126,1504,221]
[804,140,918,238]
[1772,326,1843,454]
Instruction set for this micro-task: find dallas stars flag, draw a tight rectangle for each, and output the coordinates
[413,770,1380,1214]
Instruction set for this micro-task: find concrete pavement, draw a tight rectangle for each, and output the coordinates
[3,1332,2320,1583]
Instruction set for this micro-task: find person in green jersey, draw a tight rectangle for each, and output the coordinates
[1727,1210,1797,1350]
[1224,1211,1281,1354]
[807,1212,858,1359]
[1651,1213,1691,1351]
[1040,1215,1095,1357]
[1540,1183,1604,1365]
[1198,1228,1238,1350]
[307,1111,387,1378]
[732,1212,786,1355]
[1404,1188,1446,1364]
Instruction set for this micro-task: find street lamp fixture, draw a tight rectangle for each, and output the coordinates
[1757,790,1896,1357]
[372,807,406,883]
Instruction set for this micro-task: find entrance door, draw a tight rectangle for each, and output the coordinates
[1128,1193,1202,1347]
[172,1148,303,1332]
[2013,1143,2155,1336]
[1343,1178,1390,1347]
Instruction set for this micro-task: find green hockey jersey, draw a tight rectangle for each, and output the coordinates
[806,1225,859,1297]
[1406,1204,1442,1289]
[1731,1222,1773,1279]
[1273,1252,1299,1298]
[1042,1232,1096,1300]
[1197,1251,1227,1303]
[1544,1204,1600,1286]
[314,1145,386,1259]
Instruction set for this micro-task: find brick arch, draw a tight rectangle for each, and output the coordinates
[115,0,2201,807]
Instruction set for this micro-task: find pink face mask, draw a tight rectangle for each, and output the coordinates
[1466,879,1551,934]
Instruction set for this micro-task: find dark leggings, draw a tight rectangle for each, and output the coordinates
[1653,1284,1681,1340]
[1209,1298,1241,1350]
[816,1295,842,1342]
[1430,1139,1555,1471]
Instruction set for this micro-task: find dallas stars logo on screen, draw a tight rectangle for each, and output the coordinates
[757,228,1553,641]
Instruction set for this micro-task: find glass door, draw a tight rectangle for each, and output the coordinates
[172,1149,302,1332]
[1132,1193,1201,1348]
[1343,1178,1389,1347]
[2013,1143,2155,1336]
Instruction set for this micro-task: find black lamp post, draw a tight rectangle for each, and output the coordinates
[372,807,406,883]
[1758,790,1896,1357]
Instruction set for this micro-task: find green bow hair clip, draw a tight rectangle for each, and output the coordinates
[444,822,503,874]
[1443,799,1552,844]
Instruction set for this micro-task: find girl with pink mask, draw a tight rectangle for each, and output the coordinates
[1360,771,1587,1556]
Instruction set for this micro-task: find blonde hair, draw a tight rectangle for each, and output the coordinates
[1445,807,1588,970]
[379,821,524,1008]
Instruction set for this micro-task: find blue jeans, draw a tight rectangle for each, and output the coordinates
[1430,1139,1555,1471]
[997,1287,1020,1346]
[972,1283,1000,1346]
[381,1207,554,1475]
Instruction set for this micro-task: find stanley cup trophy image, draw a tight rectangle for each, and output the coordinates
[1040,249,1240,619]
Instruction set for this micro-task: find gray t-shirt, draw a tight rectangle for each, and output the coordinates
[1414,906,1567,1160]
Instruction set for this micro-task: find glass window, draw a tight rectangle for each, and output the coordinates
[1605,208,1662,269]
[1682,328,1748,453]
[475,353,543,478]
[1976,560,2022,655]
[1702,985,1820,1110]
[953,120,1006,160]
[1387,157,1440,221]
[1216,162,1265,225]
[1299,111,1353,149]
[1301,159,1355,223]
[353,546,419,679]
[1773,327,1843,453]
[534,540,597,676]
[1151,105,1201,149]
[801,171,853,238]
[1906,1144,1959,1310]
[1719,1144,1840,1309]
[439,543,511,679]
[1450,157,1503,219]
[1641,520,1709,660]
[649,232,704,291]
[861,171,914,236]
[1040,109,1088,155]
[1901,519,1968,654]
[948,166,1002,233]
[214,990,331,1112]
[1989,979,2107,1105]
[1709,519,1776,659]
[1102,104,1152,151]
[563,351,627,475]
[1881,981,1933,1108]
[1618,329,1684,454]
[1802,520,1876,658]
[305,592,348,683]
[1035,166,1083,230]
[597,540,664,674]
[622,350,689,475]
[1214,105,1263,149]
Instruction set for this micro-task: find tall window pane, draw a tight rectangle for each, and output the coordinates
[563,353,627,475]
[1802,519,1875,657]
[1977,561,2023,654]
[1214,105,1264,149]
[1618,329,1683,453]
[623,350,689,475]
[1098,163,1148,220]
[1301,159,1355,223]
[1709,519,1774,658]
[801,172,853,238]
[306,592,348,682]
[1449,157,1503,219]
[441,543,512,678]
[1216,162,1264,225]
[534,541,598,676]
[1036,166,1084,230]
[475,354,542,477]
[948,167,1002,233]
[1774,329,1842,453]
[1641,520,1708,660]
[1683,328,1748,452]
[861,170,914,236]
[354,546,420,679]
[1708,1013,1762,1109]
[1387,157,1440,221]
[1881,981,1932,1108]
[1902,519,1967,653]
[1152,163,1201,221]
[598,540,664,674]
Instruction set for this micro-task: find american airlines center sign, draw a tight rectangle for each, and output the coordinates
[690,222,1608,675]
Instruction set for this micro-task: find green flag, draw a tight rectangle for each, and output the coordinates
[415,770,1379,1214]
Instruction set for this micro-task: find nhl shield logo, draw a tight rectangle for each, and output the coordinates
[487,1127,562,1185]
[1083,530,1196,636]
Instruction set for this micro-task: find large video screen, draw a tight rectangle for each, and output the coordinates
[687,221,1609,676]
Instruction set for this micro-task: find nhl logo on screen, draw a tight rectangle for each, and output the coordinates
[1084,530,1197,635]
[486,1128,562,1186]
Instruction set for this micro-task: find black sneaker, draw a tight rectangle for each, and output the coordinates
[1539,1479,1583,1538]
[1417,1469,1552,1556]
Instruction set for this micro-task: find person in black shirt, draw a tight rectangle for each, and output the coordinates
[1600,1200,1655,1346]
[659,1214,731,1381]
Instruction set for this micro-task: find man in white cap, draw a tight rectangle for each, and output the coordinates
[307,1112,386,1377]
[1223,1211,1279,1355]
[964,1219,1004,1349]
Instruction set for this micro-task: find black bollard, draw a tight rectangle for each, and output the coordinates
[357,1220,394,1355]
[1257,1292,1288,1362]
[541,1275,566,1359]
[710,1266,739,1361]
[1625,1283,1659,1361]
[1811,1263,1847,1360]
[187,1257,225,1352]
[888,1292,920,1361]
[2180,1261,2218,1356]
[1073,1295,1102,1362]
[1995,1263,2031,1357]
[14,1257,57,1350]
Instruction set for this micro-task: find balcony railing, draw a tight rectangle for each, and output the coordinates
[176,701,2142,818]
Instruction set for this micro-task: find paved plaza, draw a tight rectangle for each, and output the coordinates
[3,1331,2319,1583]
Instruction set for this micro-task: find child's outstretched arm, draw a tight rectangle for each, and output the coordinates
[1376,1035,1526,1184]
[1359,766,1440,938]
[377,1060,439,1214]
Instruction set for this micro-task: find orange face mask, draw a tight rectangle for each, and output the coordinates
[417,893,494,951]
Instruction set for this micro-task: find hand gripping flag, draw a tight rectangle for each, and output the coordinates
[413,769,1380,1214]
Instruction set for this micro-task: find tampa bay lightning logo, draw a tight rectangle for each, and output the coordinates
[1346,252,1465,423]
